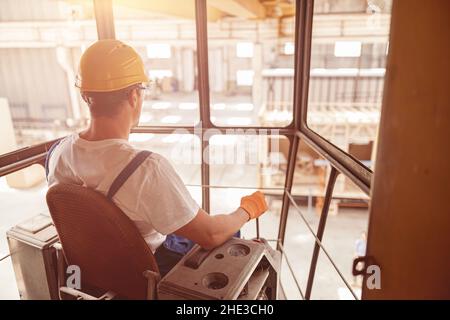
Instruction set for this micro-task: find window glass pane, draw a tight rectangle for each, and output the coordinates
[209,133,288,189]
[310,252,355,299]
[207,0,295,127]
[282,139,370,299]
[282,140,329,298]
[0,165,48,300]
[113,1,199,126]
[281,205,315,299]
[308,178,370,300]
[314,199,369,299]
[129,133,202,204]
[208,133,287,240]
[0,166,48,258]
[0,0,96,149]
[306,0,393,169]
[210,187,280,242]
[0,255,19,299]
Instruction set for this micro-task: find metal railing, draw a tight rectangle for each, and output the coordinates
[0,0,374,300]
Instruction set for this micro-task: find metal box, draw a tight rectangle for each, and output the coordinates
[158,238,281,300]
[7,213,59,300]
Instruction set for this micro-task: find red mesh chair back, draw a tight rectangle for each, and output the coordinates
[45,150,158,299]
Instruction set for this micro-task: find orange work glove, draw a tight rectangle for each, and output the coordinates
[240,191,268,220]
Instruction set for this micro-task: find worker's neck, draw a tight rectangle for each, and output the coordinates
[80,116,131,141]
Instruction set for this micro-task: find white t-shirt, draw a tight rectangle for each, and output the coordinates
[47,133,199,252]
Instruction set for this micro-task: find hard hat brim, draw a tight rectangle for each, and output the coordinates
[76,74,149,92]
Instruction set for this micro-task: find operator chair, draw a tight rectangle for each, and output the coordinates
[46,183,160,300]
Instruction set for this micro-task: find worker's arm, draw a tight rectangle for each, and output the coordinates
[174,208,248,250]
[174,191,268,250]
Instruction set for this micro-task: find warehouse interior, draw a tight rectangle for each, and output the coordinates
[0,0,448,300]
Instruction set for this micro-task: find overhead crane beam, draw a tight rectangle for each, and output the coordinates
[208,0,266,19]
[67,0,224,21]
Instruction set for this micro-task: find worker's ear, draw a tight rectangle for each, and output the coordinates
[127,87,139,109]
[81,92,92,105]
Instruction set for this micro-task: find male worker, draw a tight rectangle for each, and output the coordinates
[46,39,268,276]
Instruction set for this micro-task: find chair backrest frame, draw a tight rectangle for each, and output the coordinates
[46,183,159,300]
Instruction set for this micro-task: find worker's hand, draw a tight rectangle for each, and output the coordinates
[240,191,268,220]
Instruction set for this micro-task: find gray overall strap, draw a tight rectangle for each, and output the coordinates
[45,140,61,181]
[106,150,152,200]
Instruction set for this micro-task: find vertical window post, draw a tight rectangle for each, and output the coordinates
[94,0,116,40]
[195,0,211,212]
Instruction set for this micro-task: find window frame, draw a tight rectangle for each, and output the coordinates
[295,0,373,194]
[0,0,377,300]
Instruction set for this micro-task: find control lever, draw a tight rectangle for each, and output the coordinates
[184,246,212,269]
[256,218,260,240]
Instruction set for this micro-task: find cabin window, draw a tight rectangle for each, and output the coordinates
[207,0,296,127]
[304,0,392,170]
[0,0,98,148]
[113,1,200,126]
[0,0,396,300]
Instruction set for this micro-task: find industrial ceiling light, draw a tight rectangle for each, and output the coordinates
[334,41,362,57]
[161,115,181,124]
[236,42,254,58]
[236,70,254,86]
[146,43,171,59]
[151,102,171,110]
[212,103,226,110]
[178,102,198,110]
[284,42,295,55]
[148,69,173,79]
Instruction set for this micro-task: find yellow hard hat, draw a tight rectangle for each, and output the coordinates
[76,39,149,92]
